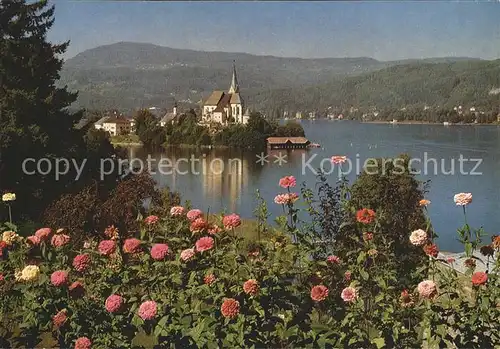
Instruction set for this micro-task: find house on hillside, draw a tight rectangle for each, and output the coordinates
[160,104,178,126]
[201,62,250,125]
[99,117,134,136]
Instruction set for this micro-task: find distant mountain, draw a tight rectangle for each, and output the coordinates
[59,42,491,112]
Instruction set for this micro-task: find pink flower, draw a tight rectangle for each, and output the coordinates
[208,224,222,235]
[105,294,124,313]
[52,309,67,328]
[311,285,329,302]
[274,193,299,205]
[454,192,472,206]
[98,240,116,256]
[138,300,157,320]
[74,337,92,349]
[144,215,159,225]
[51,234,70,248]
[187,209,203,221]
[195,236,214,252]
[151,243,169,261]
[279,175,296,188]
[363,232,374,241]
[204,274,216,285]
[0,274,4,282]
[331,155,347,164]
[327,255,341,264]
[409,229,427,246]
[26,235,41,246]
[344,271,352,282]
[417,280,437,299]
[223,213,241,230]
[170,206,185,216]
[123,238,141,254]
[190,217,208,233]
[180,248,195,261]
[221,298,240,319]
[72,254,91,272]
[341,287,358,302]
[35,228,51,241]
[51,270,69,287]
[446,257,455,264]
[243,279,260,296]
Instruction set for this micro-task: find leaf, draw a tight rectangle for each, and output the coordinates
[371,337,385,348]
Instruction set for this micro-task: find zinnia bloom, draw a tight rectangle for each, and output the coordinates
[331,155,347,164]
[104,225,119,240]
[400,289,414,307]
[417,280,437,299]
[419,199,431,207]
[17,265,40,282]
[123,238,141,254]
[344,271,352,282]
[310,285,329,302]
[73,254,91,272]
[51,270,69,287]
[356,208,376,224]
[279,175,296,188]
[204,274,216,285]
[492,235,500,250]
[98,240,116,256]
[2,231,21,245]
[243,279,260,296]
[409,229,427,246]
[144,215,159,225]
[52,309,67,328]
[423,243,439,258]
[151,243,169,261]
[327,255,341,264]
[363,232,374,241]
[180,248,195,261]
[74,337,92,349]
[221,298,240,319]
[223,213,241,229]
[35,228,51,241]
[464,258,476,269]
[105,294,124,313]
[138,301,157,320]
[51,234,70,248]
[195,236,214,252]
[186,209,203,221]
[207,224,222,235]
[446,257,455,264]
[26,235,41,246]
[454,192,472,206]
[170,205,185,216]
[471,272,487,286]
[341,287,358,303]
[275,193,300,205]
[190,217,208,233]
[2,193,16,202]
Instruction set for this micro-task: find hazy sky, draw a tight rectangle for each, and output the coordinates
[48,1,500,61]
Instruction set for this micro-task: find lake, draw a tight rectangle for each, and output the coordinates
[128,120,500,252]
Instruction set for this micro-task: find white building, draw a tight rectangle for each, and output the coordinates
[160,104,178,127]
[201,62,249,125]
[97,117,133,136]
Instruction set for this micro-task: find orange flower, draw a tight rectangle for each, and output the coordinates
[419,199,431,207]
[356,208,376,224]
[471,272,487,286]
[243,279,260,296]
[221,298,240,319]
[331,155,347,165]
[310,285,329,302]
[423,243,439,258]
[492,235,500,250]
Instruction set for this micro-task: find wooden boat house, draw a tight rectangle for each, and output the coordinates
[266,137,310,150]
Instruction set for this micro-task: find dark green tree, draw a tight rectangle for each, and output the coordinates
[134,109,165,149]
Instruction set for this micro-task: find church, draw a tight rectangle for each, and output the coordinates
[201,63,250,125]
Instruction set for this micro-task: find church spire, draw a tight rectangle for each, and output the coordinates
[228,61,239,94]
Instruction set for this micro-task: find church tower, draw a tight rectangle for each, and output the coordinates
[228,61,239,94]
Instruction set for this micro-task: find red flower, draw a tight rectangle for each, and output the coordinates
[51,270,69,287]
[98,240,116,256]
[35,228,51,241]
[279,176,296,188]
[144,215,159,225]
[223,213,241,229]
[105,294,124,313]
[471,272,487,286]
[204,274,216,285]
[52,309,67,328]
[72,254,91,272]
[423,243,439,258]
[51,234,70,248]
[151,243,169,261]
[356,209,376,224]
[331,155,347,165]
[344,271,352,282]
[74,337,92,349]
[327,255,341,264]
[190,217,208,233]
[363,232,374,241]
[221,298,240,319]
[195,236,214,252]
[310,285,329,302]
[243,279,259,296]
[123,238,141,254]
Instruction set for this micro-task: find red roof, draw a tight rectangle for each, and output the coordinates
[267,137,309,144]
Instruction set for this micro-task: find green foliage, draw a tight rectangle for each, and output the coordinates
[134,109,166,149]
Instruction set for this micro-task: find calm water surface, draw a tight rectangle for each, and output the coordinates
[130,120,500,252]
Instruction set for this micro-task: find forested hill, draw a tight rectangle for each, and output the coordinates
[58,42,496,113]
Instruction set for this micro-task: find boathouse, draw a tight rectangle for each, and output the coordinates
[266,137,310,150]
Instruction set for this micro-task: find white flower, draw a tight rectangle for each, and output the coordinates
[409,229,427,246]
[453,193,472,206]
[2,193,16,202]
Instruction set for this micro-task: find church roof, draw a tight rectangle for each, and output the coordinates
[229,62,239,94]
[230,93,241,104]
[205,91,224,106]
[161,112,176,123]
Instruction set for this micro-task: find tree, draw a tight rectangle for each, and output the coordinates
[0,0,108,221]
[134,109,165,149]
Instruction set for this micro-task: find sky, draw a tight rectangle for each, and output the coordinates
[48,1,500,61]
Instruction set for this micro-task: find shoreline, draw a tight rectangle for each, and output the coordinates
[362,120,499,126]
